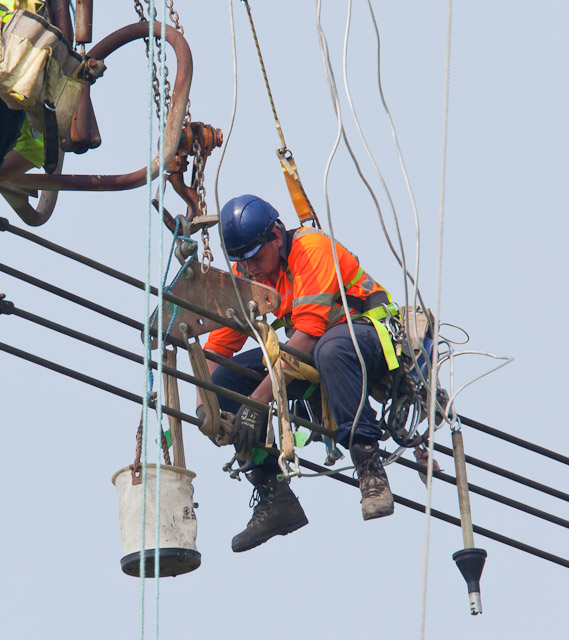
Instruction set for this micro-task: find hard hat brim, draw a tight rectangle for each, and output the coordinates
[226,241,264,262]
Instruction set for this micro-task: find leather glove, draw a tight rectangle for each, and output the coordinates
[229,403,266,453]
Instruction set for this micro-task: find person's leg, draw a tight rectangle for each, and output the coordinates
[314,321,394,519]
[313,322,387,448]
[211,347,266,414]
[210,348,308,549]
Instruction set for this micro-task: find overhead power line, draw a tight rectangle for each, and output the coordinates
[5,299,568,528]
[3,335,567,569]
[3,225,569,570]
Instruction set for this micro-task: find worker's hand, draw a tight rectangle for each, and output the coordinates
[229,404,266,452]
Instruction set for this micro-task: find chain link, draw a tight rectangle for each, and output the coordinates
[133,0,145,21]
[166,0,184,35]
[133,0,186,118]
[192,140,207,216]
[201,230,213,274]
[192,139,213,273]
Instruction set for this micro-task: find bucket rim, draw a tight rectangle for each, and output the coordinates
[111,463,196,486]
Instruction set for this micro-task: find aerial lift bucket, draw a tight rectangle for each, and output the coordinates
[112,463,201,578]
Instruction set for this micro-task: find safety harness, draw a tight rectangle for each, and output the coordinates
[272,226,401,373]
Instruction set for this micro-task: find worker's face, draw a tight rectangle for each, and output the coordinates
[238,230,283,285]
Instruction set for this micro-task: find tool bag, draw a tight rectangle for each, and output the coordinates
[0,9,84,172]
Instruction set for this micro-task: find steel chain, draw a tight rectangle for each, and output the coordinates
[166,0,184,35]
[201,230,213,274]
[192,140,208,216]
[133,0,186,117]
[192,139,213,273]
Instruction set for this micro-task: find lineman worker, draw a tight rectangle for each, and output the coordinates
[198,194,397,553]
[0,2,46,181]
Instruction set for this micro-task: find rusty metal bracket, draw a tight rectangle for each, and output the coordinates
[10,21,192,194]
[0,153,64,227]
[149,266,280,346]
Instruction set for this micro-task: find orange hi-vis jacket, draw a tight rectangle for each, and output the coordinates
[204,226,391,358]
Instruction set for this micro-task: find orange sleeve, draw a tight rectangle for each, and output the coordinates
[203,325,248,358]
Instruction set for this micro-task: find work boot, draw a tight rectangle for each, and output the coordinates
[231,468,309,553]
[351,442,395,520]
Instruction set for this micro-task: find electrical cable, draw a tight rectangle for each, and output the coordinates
[3,301,334,437]
[3,332,564,529]
[0,230,314,364]
[421,4,453,635]
[2,257,564,472]
[3,338,567,570]
[432,442,569,502]
[296,457,569,570]
[315,0,369,453]
[459,415,569,466]
[6,298,567,504]
[211,0,288,455]
[3,258,565,495]
[364,0,425,333]
[342,0,452,429]
[342,0,429,326]
[391,452,569,529]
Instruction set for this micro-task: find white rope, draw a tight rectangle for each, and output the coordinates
[140,2,168,637]
[361,0,446,401]
[315,0,368,452]
[152,1,168,636]
[340,0,447,453]
[140,3,156,635]
[420,2,453,638]
[211,0,293,446]
[343,0,411,305]
[440,350,514,408]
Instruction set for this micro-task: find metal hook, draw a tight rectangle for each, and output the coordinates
[222,453,254,480]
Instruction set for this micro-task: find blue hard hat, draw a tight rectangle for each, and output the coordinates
[221,194,280,260]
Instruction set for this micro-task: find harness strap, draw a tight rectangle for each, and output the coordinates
[277,148,320,227]
[241,0,320,229]
[256,321,294,461]
[363,312,400,371]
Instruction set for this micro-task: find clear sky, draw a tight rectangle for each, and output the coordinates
[1,2,568,639]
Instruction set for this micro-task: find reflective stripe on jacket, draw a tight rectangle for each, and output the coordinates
[204,226,391,358]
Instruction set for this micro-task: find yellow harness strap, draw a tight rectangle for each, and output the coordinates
[362,305,400,372]
[334,266,400,372]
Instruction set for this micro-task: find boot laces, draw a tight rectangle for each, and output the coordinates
[249,488,261,509]
[357,456,387,498]
[247,487,272,524]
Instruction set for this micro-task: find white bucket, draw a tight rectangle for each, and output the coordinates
[112,464,201,577]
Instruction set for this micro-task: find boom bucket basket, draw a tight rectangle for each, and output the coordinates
[112,464,201,578]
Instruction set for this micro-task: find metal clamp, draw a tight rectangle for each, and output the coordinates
[174,214,195,266]
[222,453,254,480]
[277,452,301,482]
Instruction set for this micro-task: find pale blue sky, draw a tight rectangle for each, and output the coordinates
[1,2,568,639]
